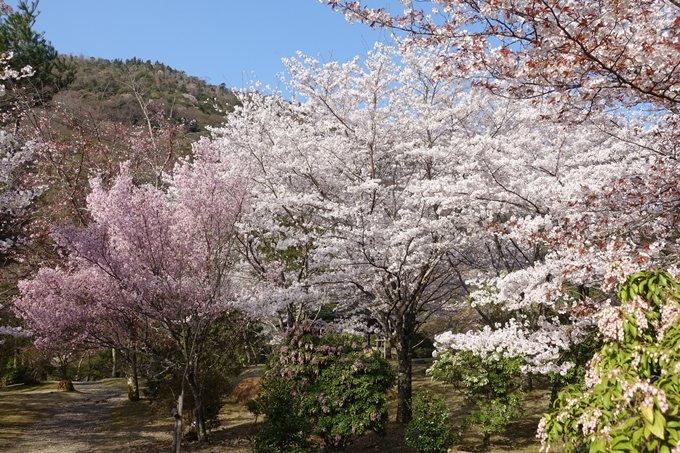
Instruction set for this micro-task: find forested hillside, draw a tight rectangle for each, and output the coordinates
[58,56,239,130]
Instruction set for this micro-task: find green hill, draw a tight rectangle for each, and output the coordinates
[56,55,240,132]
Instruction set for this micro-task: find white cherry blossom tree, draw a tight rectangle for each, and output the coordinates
[212,43,667,422]
[0,47,36,344]
[322,0,680,391]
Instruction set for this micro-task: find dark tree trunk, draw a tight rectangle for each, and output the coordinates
[483,432,491,446]
[57,354,69,379]
[395,312,416,424]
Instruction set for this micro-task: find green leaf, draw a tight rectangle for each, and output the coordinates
[611,437,634,451]
[590,438,606,453]
[650,411,666,440]
[632,427,644,444]
[642,406,655,424]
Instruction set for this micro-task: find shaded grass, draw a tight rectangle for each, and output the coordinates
[105,378,155,428]
[394,358,550,453]
[0,381,68,441]
[0,360,553,452]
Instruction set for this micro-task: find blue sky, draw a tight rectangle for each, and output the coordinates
[5,0,400,91]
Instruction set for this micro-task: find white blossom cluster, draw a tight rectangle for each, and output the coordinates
[434,318,575,375]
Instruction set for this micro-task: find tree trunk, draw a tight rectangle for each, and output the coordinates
[172,385,184,453]
[187,371,208,442]
[112,348,117,378]
[75,354,85,381]
[188,360,208,443]
[395,313,415,424]
[57,354,69,379]
[483,432,491,446]
[127,351,140,401]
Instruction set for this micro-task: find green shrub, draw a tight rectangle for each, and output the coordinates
[540,271,680,453]
[246,376,310,453]
[2,362,26,385]
[144,367,231,433]
[249,323,395,451]
[428,350,524,444]
[404,391,458,453]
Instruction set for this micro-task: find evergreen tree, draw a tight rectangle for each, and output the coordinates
[0,0,74,106]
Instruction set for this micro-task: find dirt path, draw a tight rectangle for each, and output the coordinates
[0,380,168,453]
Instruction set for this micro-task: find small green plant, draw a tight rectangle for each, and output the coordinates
[248,323,395,451]
[404,391,458,453]
[428,350,524,445]
[3,362,26,385]
[246,376,310,453]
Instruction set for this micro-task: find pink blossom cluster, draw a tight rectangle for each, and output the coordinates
[622,380,669,413]
[15,139,248,363]
[602,260,641,293]
[623,296,651,332]
[577,407,602,436]
[658,300,680,342]
[596,306,624,343]
[584,353,602,389]
[536,417,549,451]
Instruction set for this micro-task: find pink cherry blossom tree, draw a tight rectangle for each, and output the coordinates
[15,138,249,445]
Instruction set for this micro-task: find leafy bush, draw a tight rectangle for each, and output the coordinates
[547,328,602,404]
[539,271,680,453]
[428,350,524,444]
[2,362,26,385]
[248,323,395,451]
[1,345,50,385]
[246,376,311,453]
[404,391,458,453]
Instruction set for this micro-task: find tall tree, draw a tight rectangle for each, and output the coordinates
[0,41,39,348]
[220,46,472,423]
[222,45,561,421]
[219,43,676,422]
[324,0,680,379]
